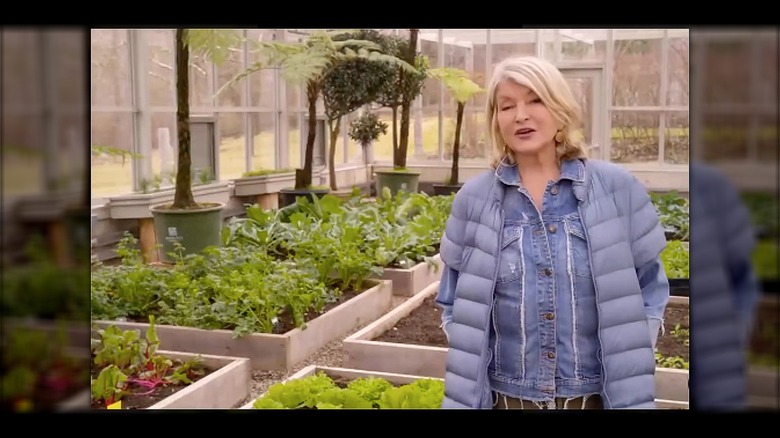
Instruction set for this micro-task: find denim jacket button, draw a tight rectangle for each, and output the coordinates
[543,268,552,276]
[550,185,559,195]
[545,312,555,320]
[548,224,557,233]
[547,351,556,359]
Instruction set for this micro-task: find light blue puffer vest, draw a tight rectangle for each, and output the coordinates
[439,159,667,409]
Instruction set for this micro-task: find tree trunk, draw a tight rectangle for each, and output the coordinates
[391,106,398,165]
[296,80,319,189]
[172,28,195,209]
[450,101,464,186]
[328,118,340,191]
[397,29,418,170]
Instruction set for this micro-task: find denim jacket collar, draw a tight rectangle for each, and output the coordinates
[494,155,586,188]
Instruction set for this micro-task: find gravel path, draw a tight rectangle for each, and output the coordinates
[237,295,410,408]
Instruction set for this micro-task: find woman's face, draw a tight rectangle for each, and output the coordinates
[495,79,559,158]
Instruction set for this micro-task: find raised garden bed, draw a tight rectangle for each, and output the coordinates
[241,365,444,409]
[669,278,689,297]
[376,254,443,297]
[1,323,90,412]
[344,282,689,407]
[655,296,780,409]
[93,279,393,371]
[344,282,446,378]
[90,319,250,409]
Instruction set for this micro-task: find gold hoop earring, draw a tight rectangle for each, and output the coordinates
[554,130,565,143]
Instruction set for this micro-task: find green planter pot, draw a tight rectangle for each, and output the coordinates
[150,202,225,263]
[375,170,421,198]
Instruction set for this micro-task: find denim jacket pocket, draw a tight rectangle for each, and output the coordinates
[497,224,524,284]
[564,217,593,278]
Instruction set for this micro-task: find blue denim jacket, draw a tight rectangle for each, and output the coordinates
[437,158,666,402]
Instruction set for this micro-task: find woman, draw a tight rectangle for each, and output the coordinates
[436,56,670,410]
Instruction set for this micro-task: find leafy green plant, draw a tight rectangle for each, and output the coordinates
[655,353,689,370]
[741,191,778,238]
[252,372,444,409]
[242,168,294,178]
[91,234,334,338]
[651,191,689,241]
[661,240,689,279]
[751,240,779,279]
[90,316,205,409]
[1,234,90,320]
[426,67,485,186]
[223,190,453,270]
[348,112,389,147]
[1,325,86,412]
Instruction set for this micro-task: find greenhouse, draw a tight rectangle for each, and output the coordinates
[6,28,779,412]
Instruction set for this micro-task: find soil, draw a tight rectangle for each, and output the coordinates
[90,356,213,410]
[748,298,780,366]
[656,302,689,363]
[369,295,692,366]
[373,295,448,347]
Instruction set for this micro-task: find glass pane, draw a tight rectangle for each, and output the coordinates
[610,110,660,163]
[757,114,778,162]
[248,29,276,109]
[665,111,689,164]
[702,38,751,104]
[562,74,595,148]
[288,113,301,169]
[218,112,245,179]
[667,36,689,106]
[150,112,177,183]
[490,29,536,67]
[701,113,751,161]
[215,33,244,108]
[92,29,132,107]
[91,111,135,196]
[146,29,174,107]
[250,112,276,172]
[612,29,663,106]
[559,29,607,63]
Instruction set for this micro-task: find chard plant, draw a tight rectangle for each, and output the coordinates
[90,316,205,408]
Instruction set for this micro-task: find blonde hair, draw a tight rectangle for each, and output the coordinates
[486,56,588,168]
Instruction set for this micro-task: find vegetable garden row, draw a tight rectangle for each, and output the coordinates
[82,189,707,410]
[16,188,780,410]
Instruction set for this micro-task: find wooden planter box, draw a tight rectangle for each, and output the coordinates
[232,172,295,197]
[669,278,689,297]
[343,281,446,377]
[145,351,250,409]
[85,351,250,410]
[93,279,393,371]
[376,254,443,297]
[107,181,231,220]
[241,365,436,409]
[343,282,689,408]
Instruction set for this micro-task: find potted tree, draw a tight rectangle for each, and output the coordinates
[347,111,388,194]
[427,67,484,195]
[220,30,416,208]
[148,29,237,263]
[321,29,405,194]
[372,29,428,198]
